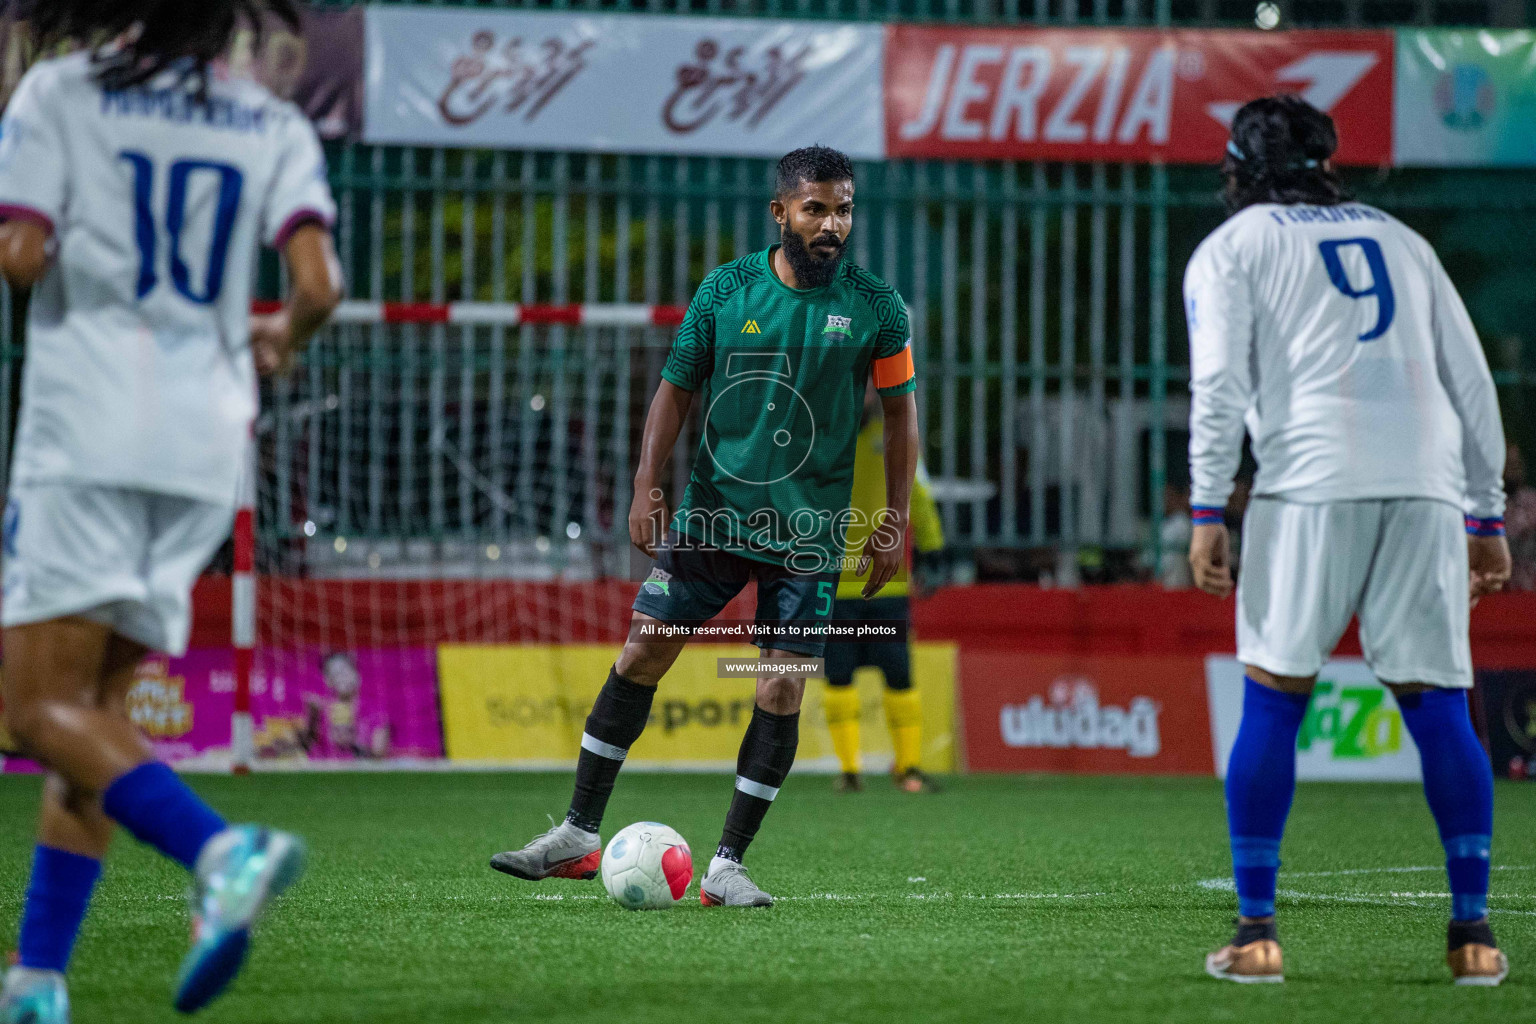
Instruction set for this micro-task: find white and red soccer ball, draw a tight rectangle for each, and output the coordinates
[600,822,693,910]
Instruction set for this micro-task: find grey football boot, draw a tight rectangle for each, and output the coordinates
[490,820,602,881]
[700,860,773,907]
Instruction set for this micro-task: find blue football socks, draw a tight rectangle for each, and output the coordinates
[1396,688,1495,922]
[101,762,226,871]
[1225,677,1311,919]
[16,846,102,972]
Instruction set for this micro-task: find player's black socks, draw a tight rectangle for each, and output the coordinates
[1232,918,1278,947]
[565,667,655,833]
[1448,918,1497,951]
[717,705,800,862]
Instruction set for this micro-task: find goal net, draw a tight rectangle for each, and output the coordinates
[239,305,685,767]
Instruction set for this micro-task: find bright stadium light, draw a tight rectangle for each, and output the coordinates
[1255,2,1281,28]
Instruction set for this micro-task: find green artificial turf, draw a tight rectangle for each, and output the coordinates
[1,771,1531,1023]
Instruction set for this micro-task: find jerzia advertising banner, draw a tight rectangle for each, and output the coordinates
[883,27,1393,165]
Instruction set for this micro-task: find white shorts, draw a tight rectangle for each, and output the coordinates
[1,483,234,656]
[1236,497,1471,688]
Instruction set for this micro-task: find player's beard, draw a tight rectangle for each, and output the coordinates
[780,225,846,289]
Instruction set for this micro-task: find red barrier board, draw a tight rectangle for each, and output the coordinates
[884,27,1393,165]
[959,651,1214,774]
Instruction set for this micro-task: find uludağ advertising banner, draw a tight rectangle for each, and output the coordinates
[959,652,1215,774]
[1206,656,1422,782]
[1393,30,1536,167]
[884,27,1394,165]
[363,6,885,158]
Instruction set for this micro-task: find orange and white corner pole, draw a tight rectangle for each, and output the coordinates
[231,434,257,775]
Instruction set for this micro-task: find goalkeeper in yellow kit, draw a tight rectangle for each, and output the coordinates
[824,387,945,793]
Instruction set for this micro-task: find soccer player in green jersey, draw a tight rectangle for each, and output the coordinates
[490,146,920,906]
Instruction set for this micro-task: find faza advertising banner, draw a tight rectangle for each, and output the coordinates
[959,652,1215,774]
[884,27,1394,165]
[363,6,885,158]
[1393,30,1536,167]
[437,642,957,772]
[1207,656,1422,782]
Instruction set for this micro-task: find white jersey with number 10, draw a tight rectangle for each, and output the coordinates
[0,52,336,507]
[1184,201,1505,522]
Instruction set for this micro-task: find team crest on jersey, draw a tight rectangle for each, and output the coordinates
[741,320,762,334]
[823,314,852,337]
[642,567,672,596]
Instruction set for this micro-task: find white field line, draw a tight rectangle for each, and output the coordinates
[1284,865,1536,880]
[1196,865,1536,917]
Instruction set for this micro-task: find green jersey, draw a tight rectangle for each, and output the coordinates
[661,245,916,572]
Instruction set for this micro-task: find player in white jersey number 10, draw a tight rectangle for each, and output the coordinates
[0,3,341,1021]
[1185,95,1512,987]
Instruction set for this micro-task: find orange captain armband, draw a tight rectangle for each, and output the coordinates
[872,345,915,391]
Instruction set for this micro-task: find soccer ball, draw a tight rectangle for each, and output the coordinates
[600,822,693,910]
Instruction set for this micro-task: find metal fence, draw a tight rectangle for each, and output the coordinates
[244,141,1535,587]
[2,0,1533,591]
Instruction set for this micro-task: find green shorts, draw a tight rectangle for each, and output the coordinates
[632,531,838,657]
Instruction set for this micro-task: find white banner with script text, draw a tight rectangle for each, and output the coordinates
[363,7,884,158]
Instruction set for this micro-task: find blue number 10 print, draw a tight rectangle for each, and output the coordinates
[120,151,244,305]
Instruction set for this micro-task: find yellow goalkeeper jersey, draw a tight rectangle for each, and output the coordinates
[836,416,944,600]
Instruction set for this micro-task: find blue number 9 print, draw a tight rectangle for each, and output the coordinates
[1318,237,1395,342]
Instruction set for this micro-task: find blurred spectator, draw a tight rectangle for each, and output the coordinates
[1506,443,1536,591]
[1159,483,1194,589]
[1225,477,1252,578]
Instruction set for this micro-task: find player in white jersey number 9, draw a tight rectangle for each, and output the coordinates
[0,3,341,1021]
[1186,95,1511,989]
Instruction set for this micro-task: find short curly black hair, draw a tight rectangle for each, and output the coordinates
[775,145,854,200]
[1221,95,1349,214]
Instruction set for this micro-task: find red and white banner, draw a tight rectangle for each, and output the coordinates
[959,652,1215,775]
[884,27,1393,165]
